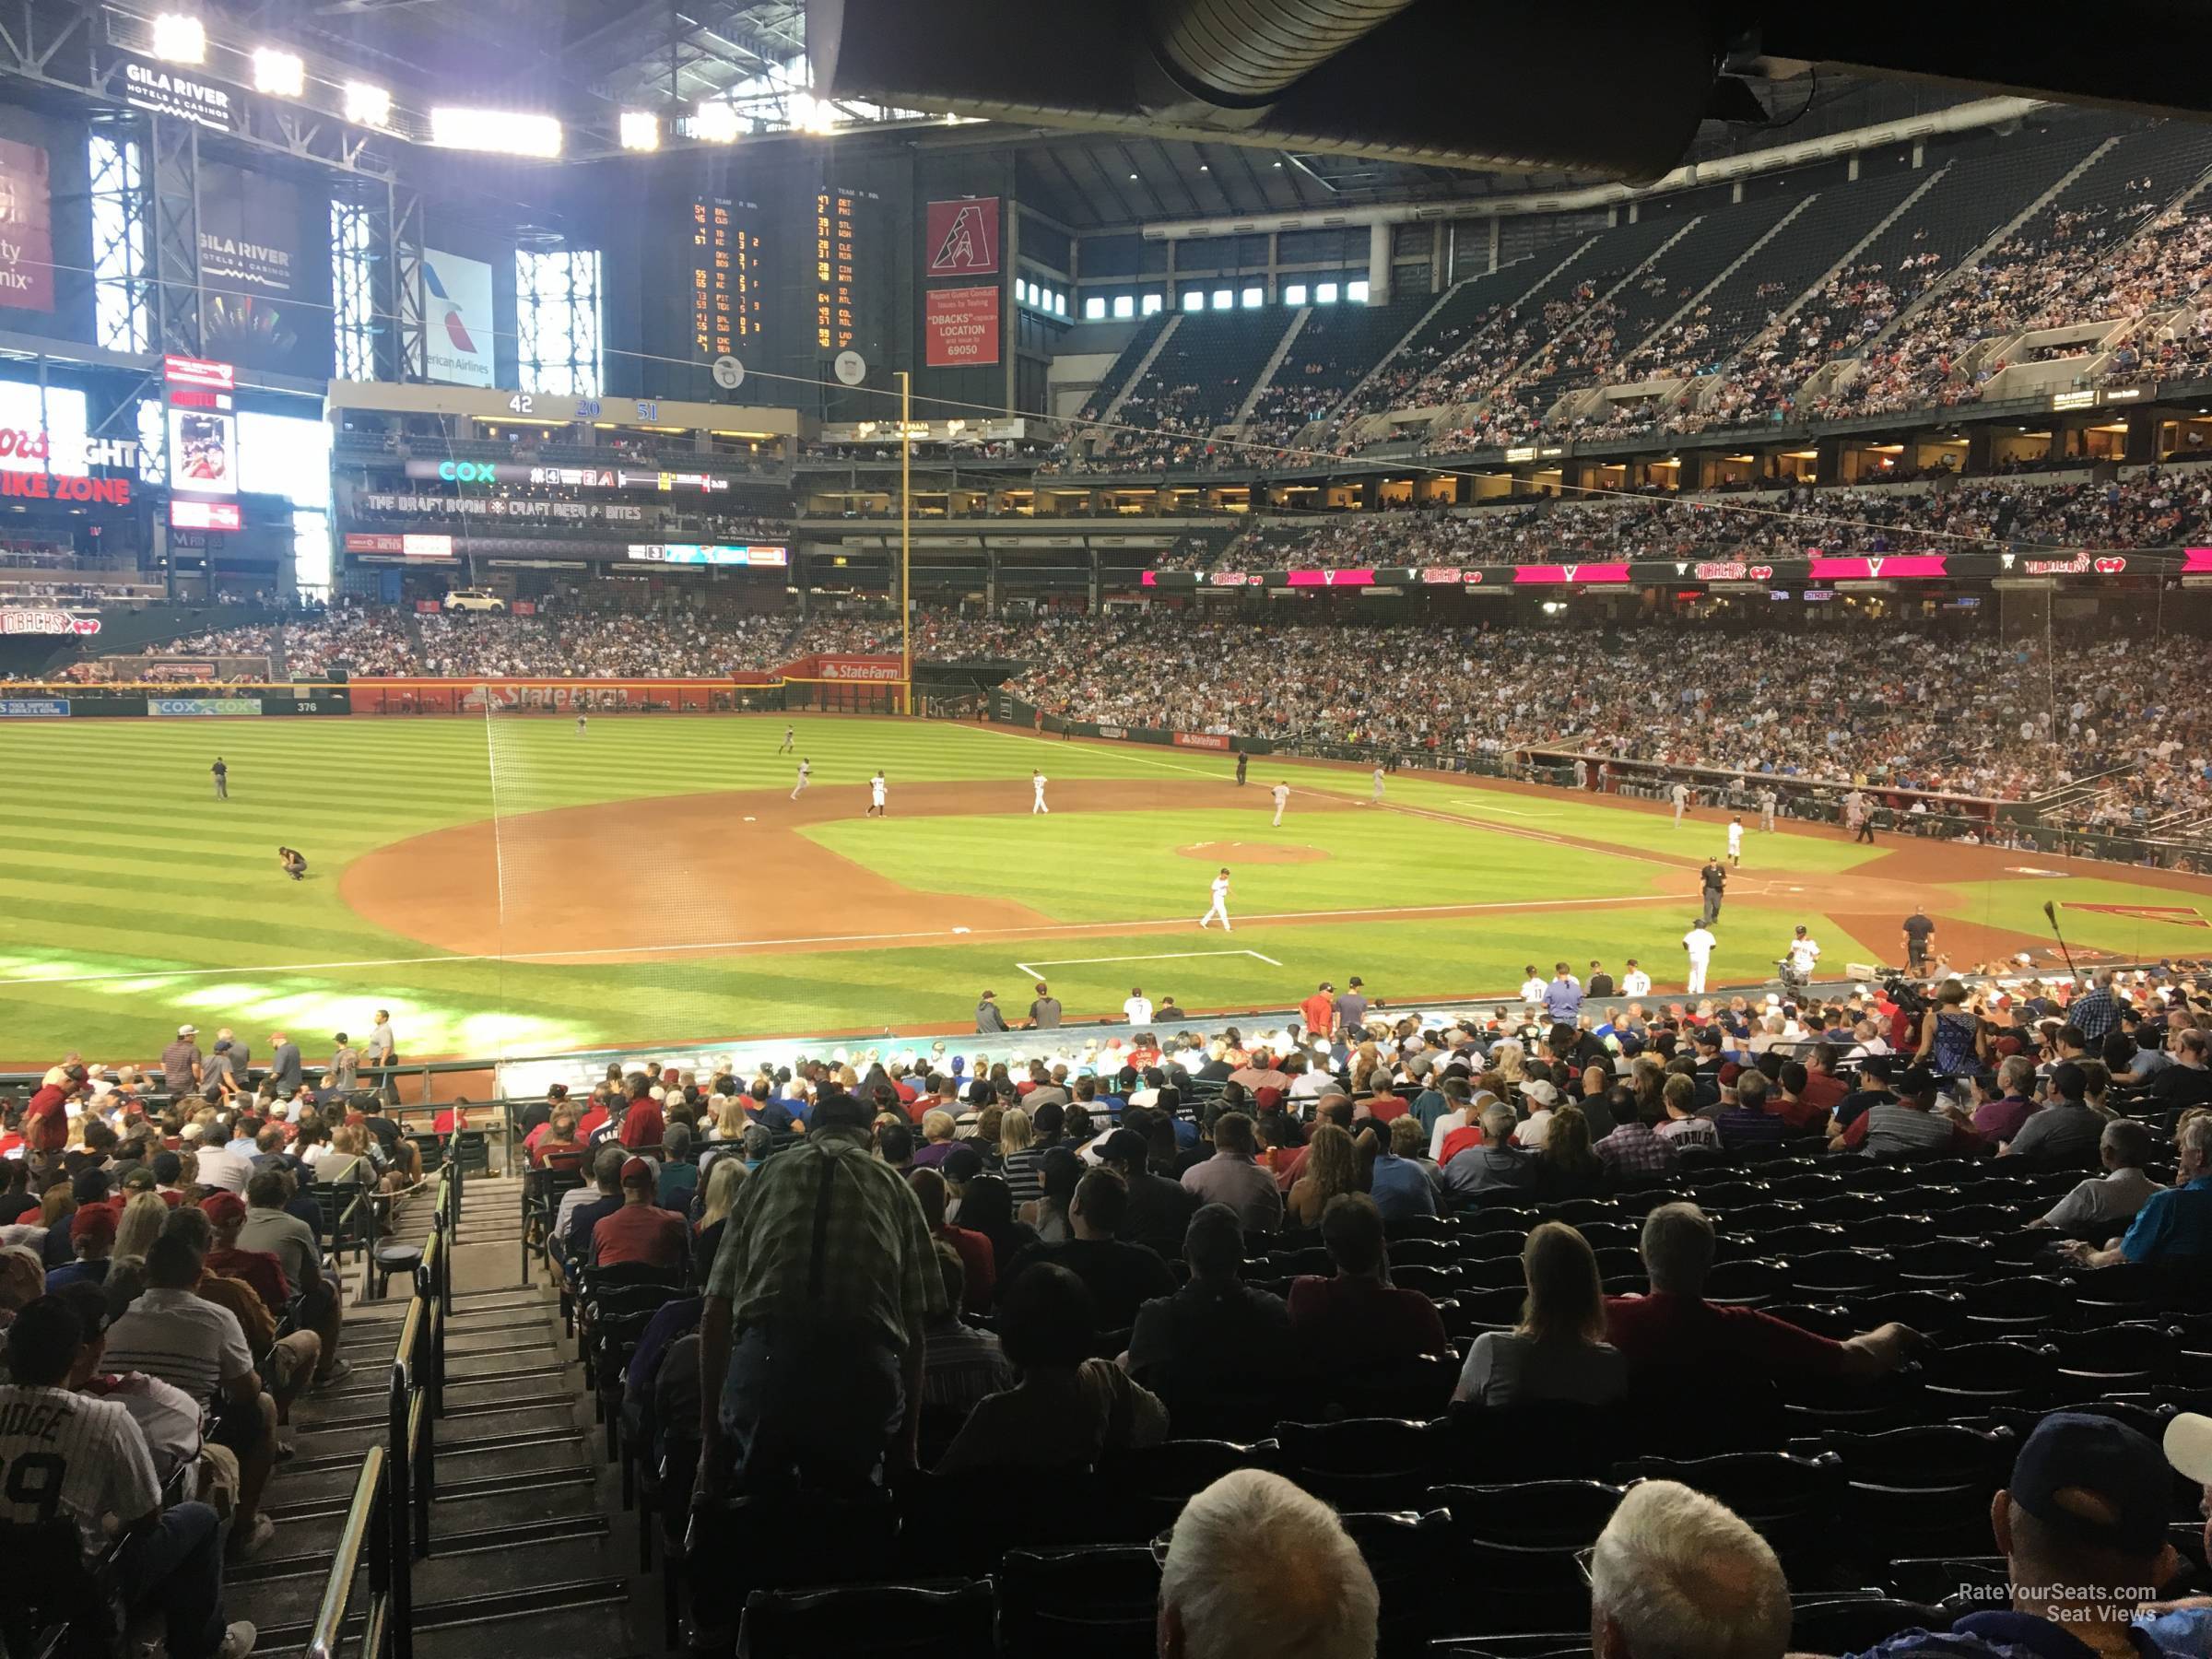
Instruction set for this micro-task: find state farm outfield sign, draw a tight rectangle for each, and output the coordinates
[0,607,100,636]
[812,656,904,682]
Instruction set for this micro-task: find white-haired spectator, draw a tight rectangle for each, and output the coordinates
[1589,1477,1791,1659]
[1158,1467,1379,1659]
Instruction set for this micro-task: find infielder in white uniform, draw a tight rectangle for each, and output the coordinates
[790,759,810,800]
[1682,922,1716,994]
[1670,782,1690,824]
[1031,771,1049,814]
[1271,782,1290,827]
[1726,818,1744,866]
[1199,866,1232,931]
[1370,767,1385,804]
[866,771,887,818]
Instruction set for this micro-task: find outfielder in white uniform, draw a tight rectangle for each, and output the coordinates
[1199,867,1232,931]
[576,714,587,737]
[790,759,810,800]
[1031,771,1049,814]
[1271,782,1290,827]
[779,725,794,754]
[866,771,887,818]
[1726,818,1744,866]
[1682,923,1716,994]
[1670,782,1690,824]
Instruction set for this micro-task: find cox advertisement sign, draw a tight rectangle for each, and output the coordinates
[147,697,264,717]
[0,697,66,717]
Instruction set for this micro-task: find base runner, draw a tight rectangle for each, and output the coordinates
[790,759,810,800]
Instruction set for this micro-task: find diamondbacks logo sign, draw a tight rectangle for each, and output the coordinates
[926,198,999,276]
[2065,903,2211,928]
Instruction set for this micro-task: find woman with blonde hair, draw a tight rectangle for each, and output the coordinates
[1452,1221,1627,1407]
[1490,1041,1526,1088]
[1349,1041,1385,1095]
[710,1097,747,1141]
[1288,1123,1360,1229]
[36,1184,75,1269]
[999,1107,1042,1207]
[693,1158,748,1281]
[109,1192,167,1265]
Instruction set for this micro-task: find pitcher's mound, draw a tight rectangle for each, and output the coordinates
[1176,841,1330,865]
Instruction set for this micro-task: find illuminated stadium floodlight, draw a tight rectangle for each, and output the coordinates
[252,48,305,98]
[691,100,741,143]
[150,13,206,64]
[430,108,564,159]
[343,80,392,128]
[618,111,660,151]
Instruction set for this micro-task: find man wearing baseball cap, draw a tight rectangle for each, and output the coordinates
[46,1205,117,1291]
[160,1026,203,1100]
[1846,1412,2185,1656]
[2137,1414,2212,1650]
[590,1156,687,1270]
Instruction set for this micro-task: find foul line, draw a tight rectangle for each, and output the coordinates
[0,891,1685,988]
[1015,948,1284,977]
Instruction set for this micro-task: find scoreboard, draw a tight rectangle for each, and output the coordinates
[689,194,763,360]
[814,186,858,354]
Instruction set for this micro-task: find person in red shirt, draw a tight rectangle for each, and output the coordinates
[909,1166,995,1312]
[25,1065,83,1159]
[1300,982,1337,1041]
[1796,1046,1851,1118]
[590,1157,688,1268]
[1769,1062,1833,1134]
[618,1090,665,1150]
[576,1088,613,1138]
[530,1109,586,1170]
[1286,1193,1446,1371]
[199,1191,293,1313]
[1605,1202,1918,1387]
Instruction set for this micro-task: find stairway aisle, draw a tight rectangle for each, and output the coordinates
[223,1175,659,1659]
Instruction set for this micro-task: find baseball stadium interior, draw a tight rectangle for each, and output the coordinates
[11,5,2212,1659]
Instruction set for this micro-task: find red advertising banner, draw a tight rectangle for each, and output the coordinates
[1285,569,1374,587]
[0,138,54,312]
[1512,562,1633,585]
[345,534,406,553]
[348,677,778,715]
[925,198,1000,277]
[1805,553,1947,581]
[2184,548,2212,573]
[1172,732,1230,751]
[924,286,1001,368]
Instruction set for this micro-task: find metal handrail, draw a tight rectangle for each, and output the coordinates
[305,1445,388,1659]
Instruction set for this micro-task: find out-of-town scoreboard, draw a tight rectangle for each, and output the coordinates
[688,194,762,360]
[814,186,858,354]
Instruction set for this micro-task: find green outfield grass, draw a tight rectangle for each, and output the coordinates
[0,712,2202,1063]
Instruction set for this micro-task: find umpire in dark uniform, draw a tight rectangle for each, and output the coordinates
[1699,858,1727,927]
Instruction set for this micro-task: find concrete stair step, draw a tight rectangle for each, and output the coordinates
[269,1432,591,1512]
[250,1567,638,1659]
[236,1477,609,1565]
[230,1524,618,1632]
